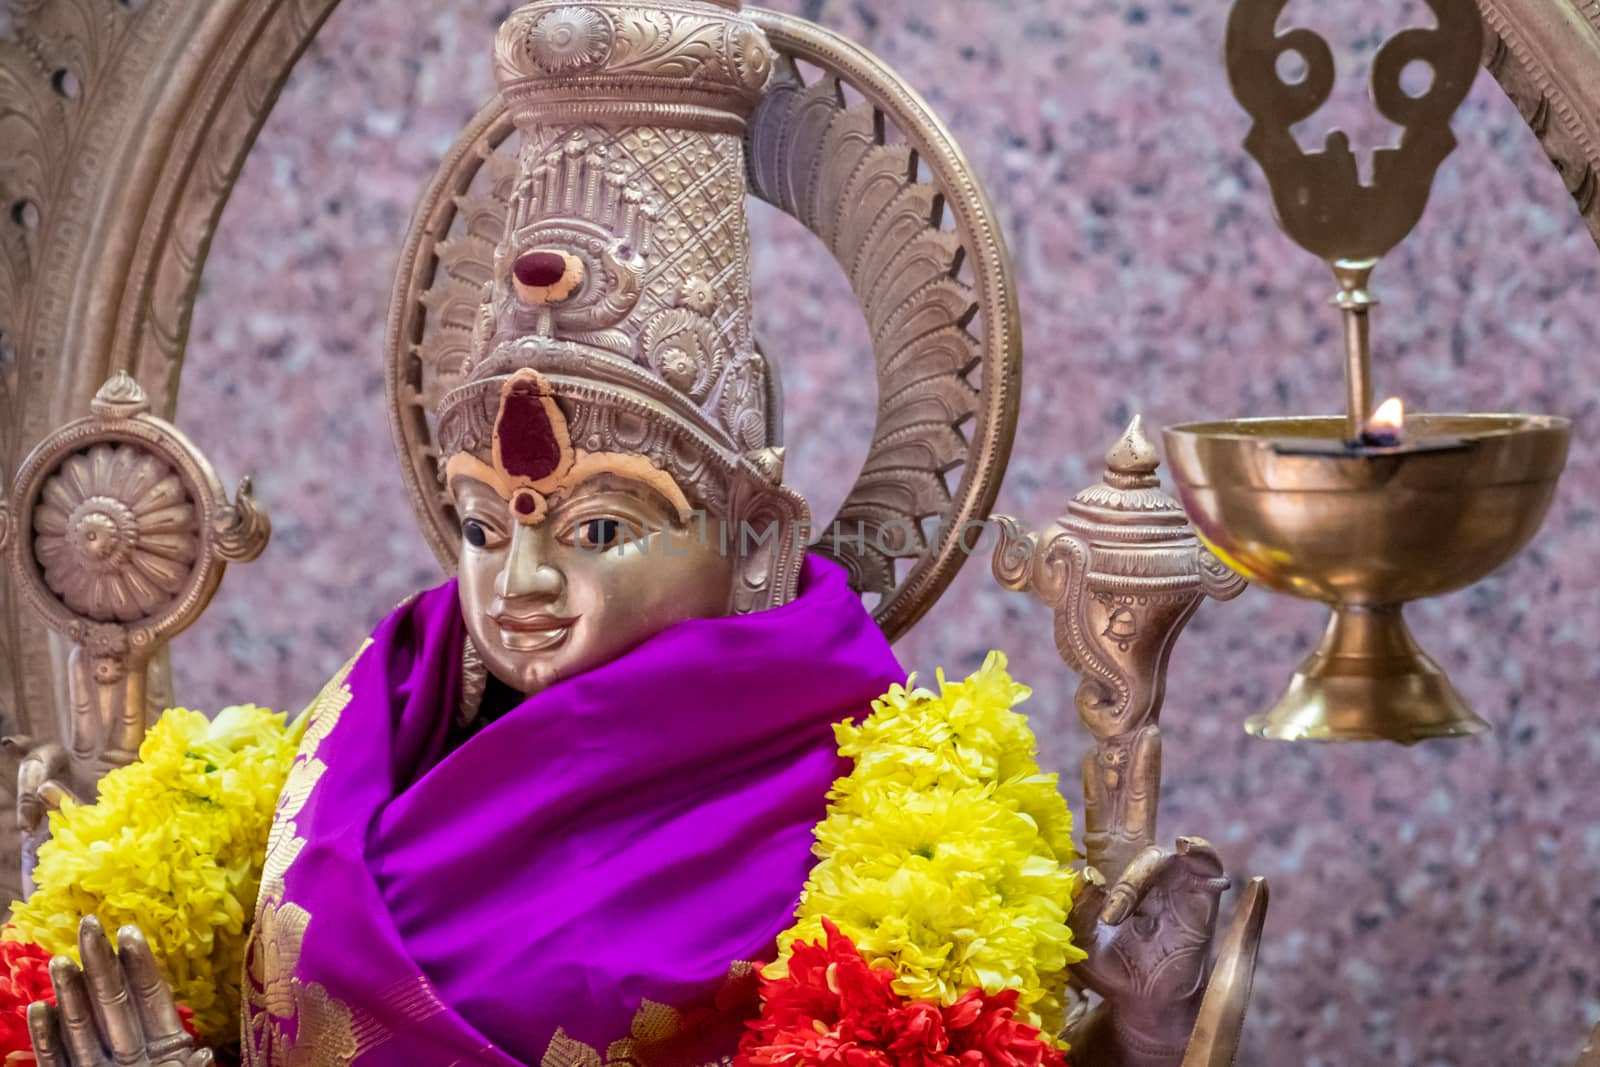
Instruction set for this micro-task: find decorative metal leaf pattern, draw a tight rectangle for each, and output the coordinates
[741,12,1017,634]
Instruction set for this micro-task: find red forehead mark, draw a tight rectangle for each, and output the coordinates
[497,378,563,482]
[513,490,539,516]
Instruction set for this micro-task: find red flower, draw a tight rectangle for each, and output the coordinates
[0,939,57,1063]
[885,1001,955,1067]
[0,936,200,1067]
[740,919,900,1067]
[943,990,1065,1067]
[738,922,1068,1067]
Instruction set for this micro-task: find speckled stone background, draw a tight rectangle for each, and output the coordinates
[167,0,1599,1062]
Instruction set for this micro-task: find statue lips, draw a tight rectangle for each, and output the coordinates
[492,611,578,652]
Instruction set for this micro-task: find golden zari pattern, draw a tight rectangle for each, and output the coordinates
[243,644,369,1067]
[539,963,755,1067]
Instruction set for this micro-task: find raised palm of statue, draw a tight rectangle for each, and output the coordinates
[1065,835,1264,1067]
[27,918,210,1067]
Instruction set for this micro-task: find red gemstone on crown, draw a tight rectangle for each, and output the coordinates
[514,251,568,289]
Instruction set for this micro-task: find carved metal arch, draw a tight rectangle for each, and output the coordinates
[1478,0,1600,236]
[745,9,1022,638]
[0,0,341,766]
[385,8,1026,641]
[0,0,1596,821]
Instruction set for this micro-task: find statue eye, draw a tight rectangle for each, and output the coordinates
[462,519,489,549]
[576,517,624,551]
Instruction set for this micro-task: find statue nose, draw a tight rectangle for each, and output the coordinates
[499,522,565,599]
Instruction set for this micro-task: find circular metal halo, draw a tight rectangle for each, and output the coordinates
[385,8,1023,641]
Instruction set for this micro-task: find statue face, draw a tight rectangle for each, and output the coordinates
[452,473,735,695]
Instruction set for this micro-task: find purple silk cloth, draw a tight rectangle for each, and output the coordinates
[253,556,903,1066]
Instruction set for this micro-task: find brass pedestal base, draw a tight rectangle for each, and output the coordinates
[1245,605,1489,745]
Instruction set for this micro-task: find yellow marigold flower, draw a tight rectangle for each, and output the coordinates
[6,705,302,1045]
[774,651,1085,1033]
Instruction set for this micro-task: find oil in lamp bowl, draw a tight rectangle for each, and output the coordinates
[1162,414,1571,744]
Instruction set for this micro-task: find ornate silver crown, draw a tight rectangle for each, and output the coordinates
[437,0,778,475]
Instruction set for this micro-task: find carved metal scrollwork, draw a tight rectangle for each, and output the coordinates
[742,11,1021,637]
[4,373,269,893]
[993,418,1259,1067]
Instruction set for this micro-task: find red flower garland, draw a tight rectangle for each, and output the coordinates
[738,920,1068,1067]
[0,937,200,1066]
[0,940,56,1064]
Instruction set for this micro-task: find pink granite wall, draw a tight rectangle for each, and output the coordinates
[171,0,1599,1062]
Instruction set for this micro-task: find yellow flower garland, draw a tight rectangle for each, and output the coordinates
[772,651,1085,1033]
[6,705,302,1044]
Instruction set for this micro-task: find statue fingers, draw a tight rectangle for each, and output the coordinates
[118,926,193,1060]
[27,1000,65,1067]
[38,778,81,811]
[1079,751,1107,830]
[79,916,144,1061]
[185,1048,216,1067]
[1068,865,1109,942]
[1099,845,1171,925]
[1171,836,1228,882]
[50,954,108,1066]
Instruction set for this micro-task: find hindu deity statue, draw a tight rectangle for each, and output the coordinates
[25,3,904,1063]
[10,2,1260,1065]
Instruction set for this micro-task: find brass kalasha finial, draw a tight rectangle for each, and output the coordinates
[1104,414,1160,483]
[1225,0,1482,438]
[88,372,151,420]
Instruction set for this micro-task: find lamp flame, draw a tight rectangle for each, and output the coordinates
[1369,396,1404,435]
[1358,396,1406,448]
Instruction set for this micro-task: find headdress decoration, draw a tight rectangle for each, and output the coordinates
[431,0,785,535]
[445,369,691,526]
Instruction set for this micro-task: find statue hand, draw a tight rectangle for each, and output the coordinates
[1067,838,1231,1067]
[8,739,79,835]
[7,738,84,897]
[28,917,211,1067]
[1073,838,1228,1005]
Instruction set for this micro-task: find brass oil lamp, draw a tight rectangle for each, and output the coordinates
[1162,0,1572,744]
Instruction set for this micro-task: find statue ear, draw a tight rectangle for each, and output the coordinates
[727,462,810,615]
